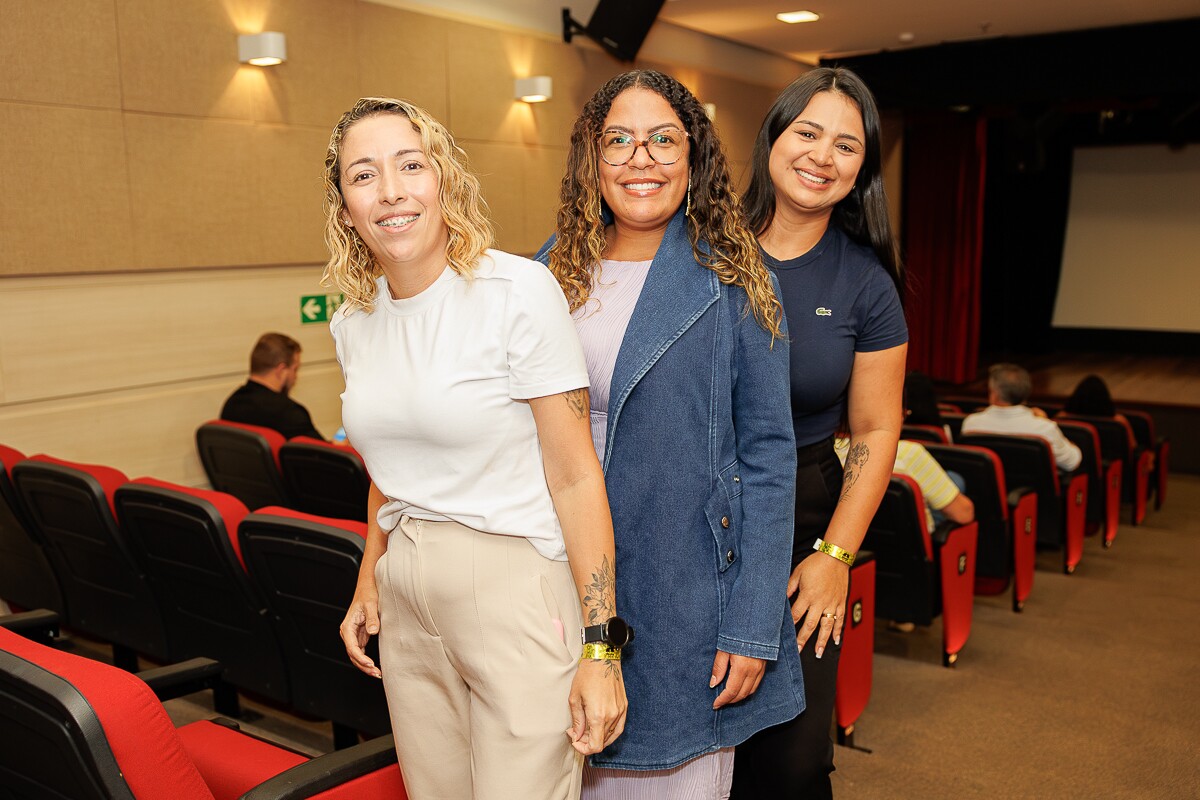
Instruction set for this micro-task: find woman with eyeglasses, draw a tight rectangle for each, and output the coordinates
[536,70,803,799]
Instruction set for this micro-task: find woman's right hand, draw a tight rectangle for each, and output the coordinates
[340,584,382,678]
[566,659,627,755]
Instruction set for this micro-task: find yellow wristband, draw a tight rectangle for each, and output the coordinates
[581,642,622,661]
[813,538,855,566]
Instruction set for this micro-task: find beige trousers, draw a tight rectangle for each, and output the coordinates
[376,515,584,800]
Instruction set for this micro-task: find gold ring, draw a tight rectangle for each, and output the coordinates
[822,612,836,619]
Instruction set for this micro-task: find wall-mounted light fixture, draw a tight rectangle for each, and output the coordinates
[776,11,820,24]
[515,76,553,104]
[238,32,287,66]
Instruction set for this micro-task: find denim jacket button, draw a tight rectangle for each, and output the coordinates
[726,549,735,563]
[720,516,730,528]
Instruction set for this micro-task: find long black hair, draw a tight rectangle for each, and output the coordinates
[745,67,904,297]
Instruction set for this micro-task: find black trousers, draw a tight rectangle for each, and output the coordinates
[730,437,843,800]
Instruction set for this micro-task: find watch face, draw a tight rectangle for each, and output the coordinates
[604,617,631,647]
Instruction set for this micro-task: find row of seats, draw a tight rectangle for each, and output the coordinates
[0,613,406,799]
[0,445,388,749]
[196,420,370,522]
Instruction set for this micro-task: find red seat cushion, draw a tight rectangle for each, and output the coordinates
[0,444,26,477]
[177,720,307,800]
[0,627,215,799]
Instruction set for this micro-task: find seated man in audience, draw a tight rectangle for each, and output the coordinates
[220,332,323,440]
[961,362,1081,472]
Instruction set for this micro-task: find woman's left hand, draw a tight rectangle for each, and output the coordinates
[567,660,628,755]
[710,651,766,709]
[788,554,850,658]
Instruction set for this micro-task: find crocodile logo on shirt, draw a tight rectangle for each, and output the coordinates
[815,307,832,317]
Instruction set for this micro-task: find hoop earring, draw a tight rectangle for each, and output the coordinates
[685,179,692,218]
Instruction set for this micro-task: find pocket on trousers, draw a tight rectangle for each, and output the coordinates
[539,575,575,665]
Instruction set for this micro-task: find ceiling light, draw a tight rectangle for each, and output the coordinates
[777,11,820,24]
[238,32,287,66]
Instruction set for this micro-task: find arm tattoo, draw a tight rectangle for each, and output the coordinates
[563,388,589,421]
[582,555,616,624]
[841,442,869,501]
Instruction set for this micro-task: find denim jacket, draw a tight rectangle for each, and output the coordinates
[535,209,803,770]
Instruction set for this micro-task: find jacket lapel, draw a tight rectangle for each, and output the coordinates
[603,209,718,471]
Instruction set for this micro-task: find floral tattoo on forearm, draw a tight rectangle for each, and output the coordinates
[841,442,869,501]
[583,555,616,625]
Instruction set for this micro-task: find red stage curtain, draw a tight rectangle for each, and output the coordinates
[903,113,988,383]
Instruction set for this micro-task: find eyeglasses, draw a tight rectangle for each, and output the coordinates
[598,128,689,166]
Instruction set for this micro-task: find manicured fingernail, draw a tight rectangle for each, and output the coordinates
[815,647,824,659]
[834,636,841,646]
[710,675,720,688]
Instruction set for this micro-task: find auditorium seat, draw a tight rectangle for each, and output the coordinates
[0,625,406,800]
[864,475,978,667]
[196,420,290,511]
[11,455,170,671]
[901,424,950,445]
[936,402,962,414]
[924,443,1038,613]
[1056,420,1122,547]
[0,445,65,616]
[1119,409,1168,511]
[239,507,391,749]
[835,553,875,748]
[941,411,966,442]
[278,437,370,522]
[1057,413,1151,526]
[958,434,1088,575]
[114,478,291,707]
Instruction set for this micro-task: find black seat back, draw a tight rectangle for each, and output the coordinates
[862,475,936,627]
[942,412,966,442]
[923,444,1009,580]
[278,439,369,522]
[195,420,290,511]
[0,446,65,615]
[958,434,1064,547]
[12,458,169,664]
[114,480,290,704]
[239,509,390,738]
[901,425,948,445]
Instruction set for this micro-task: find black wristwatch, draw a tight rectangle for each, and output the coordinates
[582,617,634,648]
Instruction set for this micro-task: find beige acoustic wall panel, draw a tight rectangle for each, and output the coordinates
[0,363,344,488]
[0,0,122,108]
[0,103,133,275]
[0,266,334,404]
[353,4,451,121]
[256,124,335,265]
[463,142,567,256]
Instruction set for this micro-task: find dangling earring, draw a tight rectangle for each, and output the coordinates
[685,179,692,218]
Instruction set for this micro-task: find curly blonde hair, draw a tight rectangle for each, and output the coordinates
[546,71,783,340]
[321,97,494,313]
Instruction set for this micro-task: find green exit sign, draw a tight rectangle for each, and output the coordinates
[300,293,345,324]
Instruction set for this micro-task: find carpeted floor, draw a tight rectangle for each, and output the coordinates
[155,476,1200,798]
[830,474,1200,799]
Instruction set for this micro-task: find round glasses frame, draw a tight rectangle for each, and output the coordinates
[597,128,690,167]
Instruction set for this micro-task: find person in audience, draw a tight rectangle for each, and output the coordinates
[324,97,625,800]
[220,332,323,440]
[537,70,802,798]
[835,437,975,532]
[1062,374,1137,449]
[961,363,1082,471]
[731,66,908,799]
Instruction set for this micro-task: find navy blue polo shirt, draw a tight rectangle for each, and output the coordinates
[764,225,908,447]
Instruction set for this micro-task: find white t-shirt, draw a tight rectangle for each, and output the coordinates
[331,250,589,560]
[961,405,1082,472]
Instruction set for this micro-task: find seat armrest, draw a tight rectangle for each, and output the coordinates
[0,609,61,644]
[137,657,224,702]
[240,735,401,800]
[931,519,961,547]
[1006,486,1035,511]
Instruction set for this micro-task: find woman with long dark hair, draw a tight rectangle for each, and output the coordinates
[731,67,909,798]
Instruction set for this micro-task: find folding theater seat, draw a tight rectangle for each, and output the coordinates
[1056,420,1122,548]
[958,434,1088,575]
[1057,413,1151,526]
[925,443,1038,613]
[1122,409,1168,510]
[278,437,370,522]
[196,420,290,511]
[863,475,978,667]
[0,625,406,800]
[901,424,949,445]
[11,455,170,671]
[941,411,966,442]
[0,445,65,615]
[835,553,875,748]
[936,402,962,414]
[238,508,390,749]
[114,478,291,707]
